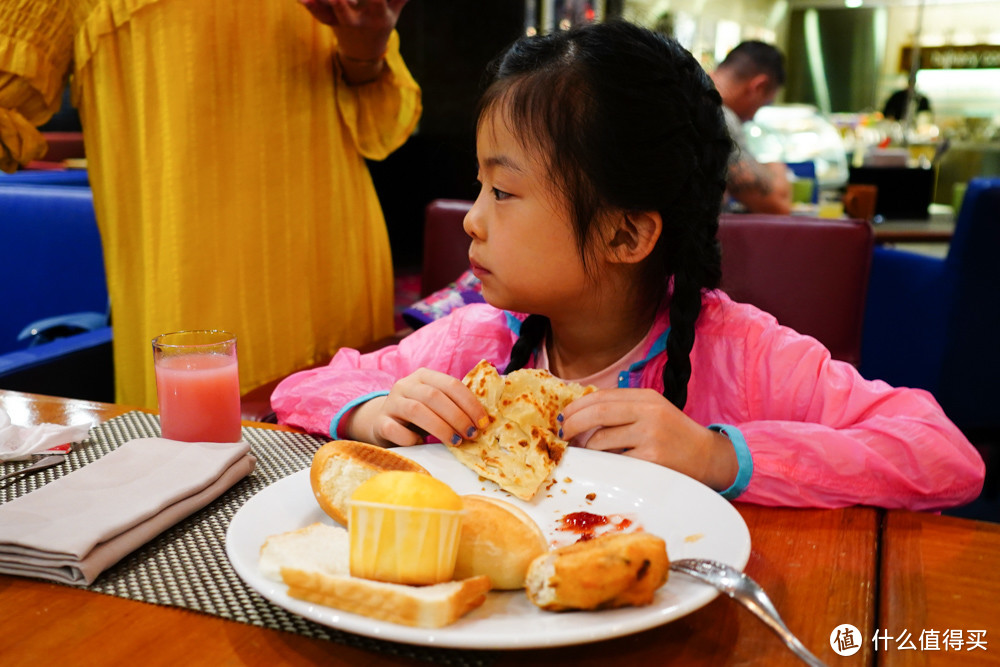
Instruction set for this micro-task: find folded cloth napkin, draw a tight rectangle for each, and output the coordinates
[0,408,90,461]
[0,437,255,585]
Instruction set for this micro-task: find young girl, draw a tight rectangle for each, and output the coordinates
[273,21,984,510]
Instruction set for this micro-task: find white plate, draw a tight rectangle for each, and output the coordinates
[226,445,751,649]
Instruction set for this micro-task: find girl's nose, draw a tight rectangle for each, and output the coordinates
[463,197,484,241]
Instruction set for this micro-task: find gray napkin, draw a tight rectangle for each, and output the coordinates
[0,437,255,585]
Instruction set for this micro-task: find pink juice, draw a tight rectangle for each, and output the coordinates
[155,353,242,442]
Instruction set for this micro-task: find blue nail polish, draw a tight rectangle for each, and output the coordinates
[466,425,477,438]
[451,433,462,445]
[558,427,563,439]
[556,413,564,422]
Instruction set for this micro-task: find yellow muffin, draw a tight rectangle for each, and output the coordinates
[348,471,465,585]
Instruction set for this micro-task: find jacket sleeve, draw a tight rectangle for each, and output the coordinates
[333,30,421,161]
[271,304,515,438]
[728,311,985,511]
[0,0,74,172]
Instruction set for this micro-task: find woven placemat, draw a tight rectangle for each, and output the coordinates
[0,412,495,666]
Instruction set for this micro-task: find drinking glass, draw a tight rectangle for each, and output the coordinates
[843,184,878,221]
[791,177,815,204]
[817,190,845,219]
[152,330,242,442]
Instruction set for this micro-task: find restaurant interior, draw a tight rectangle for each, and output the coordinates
[2,1,999,664]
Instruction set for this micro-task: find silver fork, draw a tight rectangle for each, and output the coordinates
[670,558,828,666]
[0,455,67,484]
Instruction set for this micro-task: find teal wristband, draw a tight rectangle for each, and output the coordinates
[330,391,390,439]
[709,424,752,500]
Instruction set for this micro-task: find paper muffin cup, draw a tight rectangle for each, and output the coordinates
[348,500,464,585]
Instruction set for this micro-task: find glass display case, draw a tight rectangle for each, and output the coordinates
[743,104,850,190]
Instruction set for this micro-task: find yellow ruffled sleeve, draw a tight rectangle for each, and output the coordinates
[0,0,75,172]
[333,30,422,161]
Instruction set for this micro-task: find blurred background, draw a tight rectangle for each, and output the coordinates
[366,0,1000,268]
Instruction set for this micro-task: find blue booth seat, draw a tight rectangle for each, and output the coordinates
[862,176,999,522]
[0,327,112,401]
[860,176,1000,436]
[0,169,90,187]
[0,185,113,401]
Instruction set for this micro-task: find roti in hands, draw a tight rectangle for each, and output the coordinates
[448,360,595,501]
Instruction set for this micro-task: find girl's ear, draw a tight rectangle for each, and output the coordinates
[607,210,662,264]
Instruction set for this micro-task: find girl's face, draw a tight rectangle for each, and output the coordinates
[464,110,593,316]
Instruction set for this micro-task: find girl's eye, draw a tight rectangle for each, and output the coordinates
[492,187,512,201]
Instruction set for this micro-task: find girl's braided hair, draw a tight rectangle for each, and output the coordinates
[486,20,731,410]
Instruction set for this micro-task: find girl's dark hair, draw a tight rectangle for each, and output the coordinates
[491,20,731,410]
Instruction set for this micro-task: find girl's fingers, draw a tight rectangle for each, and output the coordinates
[559,388,669,440]
[398,400,469,447]
[576,423,635,454]
[559,399,635,441]
[558,388,599,417]
[411,370,487,439]
[386,370,486,445]
[374,416,424,447]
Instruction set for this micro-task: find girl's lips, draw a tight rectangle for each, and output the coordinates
[469,259,490,278]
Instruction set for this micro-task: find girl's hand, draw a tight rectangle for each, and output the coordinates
[346,369,488,448]
[559,388,739,491]
[298,0,408,58]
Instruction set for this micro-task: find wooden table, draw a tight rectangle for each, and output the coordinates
[878,511,1000,666]
[2,389,991,666]
[871,206,956,244]
[789,205,954,245]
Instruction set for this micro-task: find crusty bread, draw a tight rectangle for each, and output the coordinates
[453,495,548,590]
[258,522,350,582]
[525,532,669,611]
[259,521,491,628]
[282,568,491,628]
[450,360,595,500]
[310,440,429,525]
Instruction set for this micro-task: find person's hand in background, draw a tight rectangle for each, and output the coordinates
[299,0,410,83]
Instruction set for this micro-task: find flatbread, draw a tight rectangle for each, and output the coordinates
[448,360,595,500]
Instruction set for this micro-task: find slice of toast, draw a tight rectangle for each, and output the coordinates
[258,522,350,582]
[282,568,491,628]
[259,522,491,628]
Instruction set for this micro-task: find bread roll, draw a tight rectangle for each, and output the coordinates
[453,495,548,590]
[258,522,349,582]
[310,440,429,525]
[525,532,669,611]
[282,568,491,628]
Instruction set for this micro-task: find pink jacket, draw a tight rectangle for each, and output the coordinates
[272,291,985,510]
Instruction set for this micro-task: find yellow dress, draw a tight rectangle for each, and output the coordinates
[0,0,421,408]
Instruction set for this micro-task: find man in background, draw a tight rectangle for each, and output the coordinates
[883,86,932,121]
[710,41,793,214]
